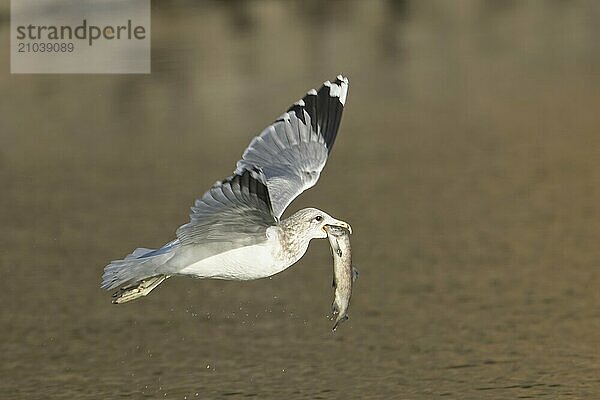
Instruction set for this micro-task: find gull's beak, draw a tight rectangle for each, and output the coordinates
[323,219,352,234]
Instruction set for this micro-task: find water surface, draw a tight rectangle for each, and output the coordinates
[2,1,600,398]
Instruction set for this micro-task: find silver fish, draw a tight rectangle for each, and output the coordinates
[325,225,357,331]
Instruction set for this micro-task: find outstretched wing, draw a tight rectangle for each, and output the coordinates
[177,76,348,245]
[235,75,349,219]
[176,170,276,246]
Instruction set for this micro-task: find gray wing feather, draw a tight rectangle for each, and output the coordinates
[235,75,349,219]
[177,76,348,247]
[176,171,275,246]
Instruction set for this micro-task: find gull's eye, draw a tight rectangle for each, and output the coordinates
[315,215,323,222]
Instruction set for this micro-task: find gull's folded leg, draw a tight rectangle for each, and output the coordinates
[112,275,170,304]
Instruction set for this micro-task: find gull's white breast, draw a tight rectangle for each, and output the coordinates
[177,242,286,281]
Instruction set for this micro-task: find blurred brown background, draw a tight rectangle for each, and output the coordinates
[2,0,600,398]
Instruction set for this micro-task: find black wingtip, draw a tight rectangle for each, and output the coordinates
[286,75,349,153]
[223,170,274,216]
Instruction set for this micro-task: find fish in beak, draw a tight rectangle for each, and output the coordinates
[323,219,352,235]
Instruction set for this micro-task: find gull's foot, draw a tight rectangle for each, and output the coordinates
[112,275,170,304]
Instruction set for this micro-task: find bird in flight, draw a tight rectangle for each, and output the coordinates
[102,75,351,303]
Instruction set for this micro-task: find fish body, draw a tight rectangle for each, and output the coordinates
[325,225,355,331]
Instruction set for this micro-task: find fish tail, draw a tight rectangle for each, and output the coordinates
[332,315,348,332]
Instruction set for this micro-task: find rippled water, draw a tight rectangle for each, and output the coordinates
[2,1,600,398]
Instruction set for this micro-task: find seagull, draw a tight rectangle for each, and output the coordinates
[102,75,351,303]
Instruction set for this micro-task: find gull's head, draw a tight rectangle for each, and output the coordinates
[287,208,352,240]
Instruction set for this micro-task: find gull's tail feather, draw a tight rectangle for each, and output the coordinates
[101,241,178,291]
